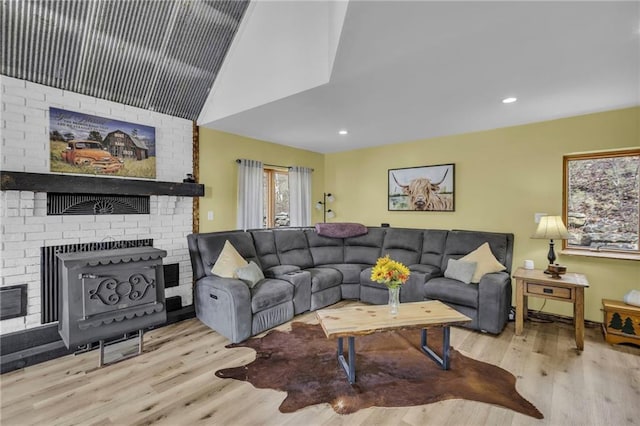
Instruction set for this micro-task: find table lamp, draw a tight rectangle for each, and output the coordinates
[531,215,570,276]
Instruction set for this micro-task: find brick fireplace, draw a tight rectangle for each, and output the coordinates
[0,76,201,370]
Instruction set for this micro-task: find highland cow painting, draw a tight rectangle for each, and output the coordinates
[388,164,455,211]
[49,107,156,178]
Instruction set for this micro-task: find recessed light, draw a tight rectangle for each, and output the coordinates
[502,97,517,104]
[338,130,348,135]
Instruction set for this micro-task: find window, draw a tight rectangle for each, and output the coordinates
[563,149,640,259]
[263,168,289,228]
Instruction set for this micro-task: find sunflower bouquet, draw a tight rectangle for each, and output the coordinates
[370,255,410,288]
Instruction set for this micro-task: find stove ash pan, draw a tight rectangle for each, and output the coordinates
[56,247,167,349]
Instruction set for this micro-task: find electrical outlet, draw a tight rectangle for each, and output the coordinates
[207,211,214,221]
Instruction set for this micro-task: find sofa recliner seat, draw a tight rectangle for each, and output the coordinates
[187,226,514,343]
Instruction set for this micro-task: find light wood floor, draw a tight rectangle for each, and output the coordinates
[1,302,639,426]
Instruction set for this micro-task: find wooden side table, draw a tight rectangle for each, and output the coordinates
[513,267,589,350]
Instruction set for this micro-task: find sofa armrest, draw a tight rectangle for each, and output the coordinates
[477,271,512,334]
[194,276,252,343]
[264,264,301,278]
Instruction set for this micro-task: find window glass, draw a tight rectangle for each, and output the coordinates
[564,150,639,255]
[263,168,289,228]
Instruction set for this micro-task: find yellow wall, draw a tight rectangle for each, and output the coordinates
[325,107,639,322]
[199,108,639,322]
[198,128,326,231]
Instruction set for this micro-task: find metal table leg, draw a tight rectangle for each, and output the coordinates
[420,326,451,370]
[337,336,356,384]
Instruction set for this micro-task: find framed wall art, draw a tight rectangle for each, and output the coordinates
[388,163,455,211]
[49,107,156,179]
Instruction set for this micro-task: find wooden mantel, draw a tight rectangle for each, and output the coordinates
[0,171,204,197]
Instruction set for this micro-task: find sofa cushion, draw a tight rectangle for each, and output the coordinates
[420,229,448,267]
[236,261,265,288]
[306,267,343,292]
[321,264,369,284]
[344,228,385,264]
[251,230,280,270]
[409,263,442,280]
[460,242,506,283]
[251,278,294,313]
[211,240,248,278]
[305,230,344,265]
[274,230,314,269]
[424,277,479,309]
[194,231,260,278]
[380,228,423,266]
[444,259,477,284]
[441,230,513,273]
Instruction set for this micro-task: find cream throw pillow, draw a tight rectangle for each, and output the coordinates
[211,240,248,278]
[460,242,506,283]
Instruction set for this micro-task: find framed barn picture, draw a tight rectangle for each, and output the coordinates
[388,164,455,211]
[49,107,156,179]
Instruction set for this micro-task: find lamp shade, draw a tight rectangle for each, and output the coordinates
[531,216,570,240]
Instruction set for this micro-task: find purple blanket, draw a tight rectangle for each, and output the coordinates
[315,222,368,238]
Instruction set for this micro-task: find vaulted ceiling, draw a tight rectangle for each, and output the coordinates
[1,0,249,120]
[2,1,639,154]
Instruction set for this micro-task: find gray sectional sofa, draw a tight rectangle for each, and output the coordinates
[187,227,514,343]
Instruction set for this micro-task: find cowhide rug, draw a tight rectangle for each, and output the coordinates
[215,322,543,418]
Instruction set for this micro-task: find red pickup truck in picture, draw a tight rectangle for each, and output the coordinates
[61,140,124,173]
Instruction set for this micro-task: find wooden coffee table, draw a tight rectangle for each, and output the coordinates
[316,300,471,384]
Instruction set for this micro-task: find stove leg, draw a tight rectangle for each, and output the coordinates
[97,329,145,368]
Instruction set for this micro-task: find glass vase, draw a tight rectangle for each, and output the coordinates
[388,286,400,316]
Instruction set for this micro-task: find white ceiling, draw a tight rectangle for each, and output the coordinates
[199,1,640,154]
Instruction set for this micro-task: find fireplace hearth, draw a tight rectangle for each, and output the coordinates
[56,246,167,350]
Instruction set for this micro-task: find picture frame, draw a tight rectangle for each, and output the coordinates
[49,107,157,179]
[388,164,455,211]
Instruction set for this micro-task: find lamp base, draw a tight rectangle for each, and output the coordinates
[545,264,567,279]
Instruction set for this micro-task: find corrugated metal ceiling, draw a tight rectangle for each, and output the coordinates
[1,0,250,121]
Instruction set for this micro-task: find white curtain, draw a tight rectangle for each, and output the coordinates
[289,166,313,226]
[237,159,264,230]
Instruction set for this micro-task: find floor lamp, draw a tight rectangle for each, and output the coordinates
[315,193,335,223]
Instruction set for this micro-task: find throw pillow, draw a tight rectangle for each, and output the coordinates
[460,242,506,283]
[236,261,265,288]
[211,240,248,278]
[444,258,478,284]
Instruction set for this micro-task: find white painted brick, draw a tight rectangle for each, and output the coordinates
[2,110,25,123]
[25,314,41,326]
[3,257,38,268]
[2,76,26,89]
[19,191,34,200]
[24,248,40,258]
[0,249,26,260]
[26,231,61,241]
[19,199,34,209]
[63,230,96,239]
[1,128,25,140]
[26,216,61,224]
[0,266,25,277]
[62,215,96,224]
[1,233,25,242]
[0,317,26,334]
[4,199,19,208]
[4,241,40,251]
[43,238,78,247]
[46,222,79,232]
[80,222,111,231]
[3,191,20,201]
[3,274,37,285]
[2,94,27,107]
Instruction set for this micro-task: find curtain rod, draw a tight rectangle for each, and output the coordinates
[235,159,314,171]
